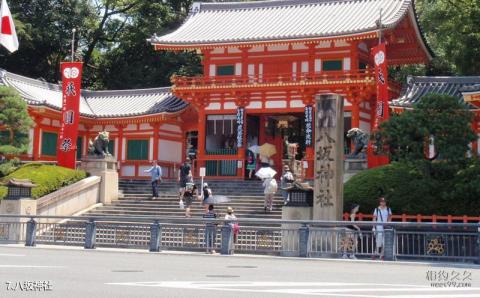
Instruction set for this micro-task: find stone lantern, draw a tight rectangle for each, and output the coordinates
[0,179,38,243]
[5,179,36,200]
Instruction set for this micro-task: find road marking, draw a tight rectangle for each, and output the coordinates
[106,281,480,297]
[0,265,64,268]
[0,253,25,257]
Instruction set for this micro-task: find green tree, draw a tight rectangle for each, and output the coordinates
[377,94,475,163]
[0,86,33,154]
[416,0,480,75]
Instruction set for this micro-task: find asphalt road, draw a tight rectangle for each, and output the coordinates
[0,245,479,298]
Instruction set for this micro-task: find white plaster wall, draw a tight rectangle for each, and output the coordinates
[158,139,182,163]
[359,120,371,133]
[290,100,305,108]
[265,101,287,108]
[28,128,34,155]
[206,102,221,110]
[224,102,237,110]
[160,124,181,133]
[246,101,262,109]
[140,123,152,130]
[138,166,151,177]
[51,120,61,127]
[121,165,135,177]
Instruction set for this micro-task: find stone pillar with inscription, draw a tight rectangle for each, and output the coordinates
[314,94,344,221]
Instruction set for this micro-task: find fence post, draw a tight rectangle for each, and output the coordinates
[221,223,233,255]
[25,218,36,247]
[383,228,395,261]
[84,219,96,249]
[476,228,480,265]
[299,224,310,258]
[149,221,162,252]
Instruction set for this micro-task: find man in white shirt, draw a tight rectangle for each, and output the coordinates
[372,197,392,260]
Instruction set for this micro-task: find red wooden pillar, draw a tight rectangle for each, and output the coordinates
[196,103,207,174]
[115,124,125,162]
[152,122,160,161]
[32,116,42,161]
[351,97,360,129]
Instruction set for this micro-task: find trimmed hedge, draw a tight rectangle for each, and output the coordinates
[344,161,480,216]
[0,163,87,199]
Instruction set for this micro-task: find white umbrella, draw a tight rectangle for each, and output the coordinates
[255,167,277,179]
[248,145,260,154]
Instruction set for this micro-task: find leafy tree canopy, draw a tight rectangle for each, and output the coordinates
[0,86,33,153]
[376,94,475,164]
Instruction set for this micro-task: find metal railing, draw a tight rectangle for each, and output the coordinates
[1,215,479,263]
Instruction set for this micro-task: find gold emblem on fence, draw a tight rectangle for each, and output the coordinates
[183,228,198,246]
[257,231,274,248]
[426,236,445,255]
[116,229,130,244]
[54,228,66,242]
[339,235,355,252]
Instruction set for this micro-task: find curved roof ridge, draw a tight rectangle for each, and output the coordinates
[196,0,363,11]
[83,86,172,97]
[152,0,417,46]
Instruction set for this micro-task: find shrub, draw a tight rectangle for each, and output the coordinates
[0,158,21,177]
[0,163,86,199]
[344,160,480,216]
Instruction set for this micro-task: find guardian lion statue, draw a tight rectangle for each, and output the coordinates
[88,131,111,157]
[346,128,368,158]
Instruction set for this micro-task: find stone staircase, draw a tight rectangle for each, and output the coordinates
[83,179,284,220]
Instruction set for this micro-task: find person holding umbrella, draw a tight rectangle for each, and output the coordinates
[256,166,278,213]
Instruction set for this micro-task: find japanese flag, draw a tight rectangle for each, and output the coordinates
[0,0,18,53]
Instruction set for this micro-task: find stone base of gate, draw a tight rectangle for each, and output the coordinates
[281,206,312,257]
[0,199,37,243]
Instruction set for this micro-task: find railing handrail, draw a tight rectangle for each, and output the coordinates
[1,214,479,229]
[343,212,480,223]
[172,69,373,88]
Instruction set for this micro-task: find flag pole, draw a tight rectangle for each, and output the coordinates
[71,28,76,62]
[378,8,383,45]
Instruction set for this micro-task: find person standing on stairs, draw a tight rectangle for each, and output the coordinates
[178,158,193,205]
[144,160,162,200]
[202,183,213,212]
[183,182,199,218]
[263,177,277,213]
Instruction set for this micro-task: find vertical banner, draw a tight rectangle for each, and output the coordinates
[368,43,390,167]
[304,105,313,147]
[372,42,389,129]
[57,62,83,169]
[236,107,245,148]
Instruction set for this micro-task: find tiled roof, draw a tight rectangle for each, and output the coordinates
[151,0,415,45]
[0,69,188,118]
[391,76,480,108]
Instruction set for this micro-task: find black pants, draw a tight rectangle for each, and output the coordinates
[151,180,159,197]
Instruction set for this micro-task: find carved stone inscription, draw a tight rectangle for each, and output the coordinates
[313,94,344,220]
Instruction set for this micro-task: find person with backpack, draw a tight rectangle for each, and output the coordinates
[183,182,198,218]
[178,158,192,204]
[203,204,218,254]
[263,177,277,213]
[246,149,257,179]
[280,165,294,205]
[372,197,392,260]
[202,183,213,212]
[144,160,162,199]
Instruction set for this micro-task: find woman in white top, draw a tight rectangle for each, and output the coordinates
[224,207,239,243]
